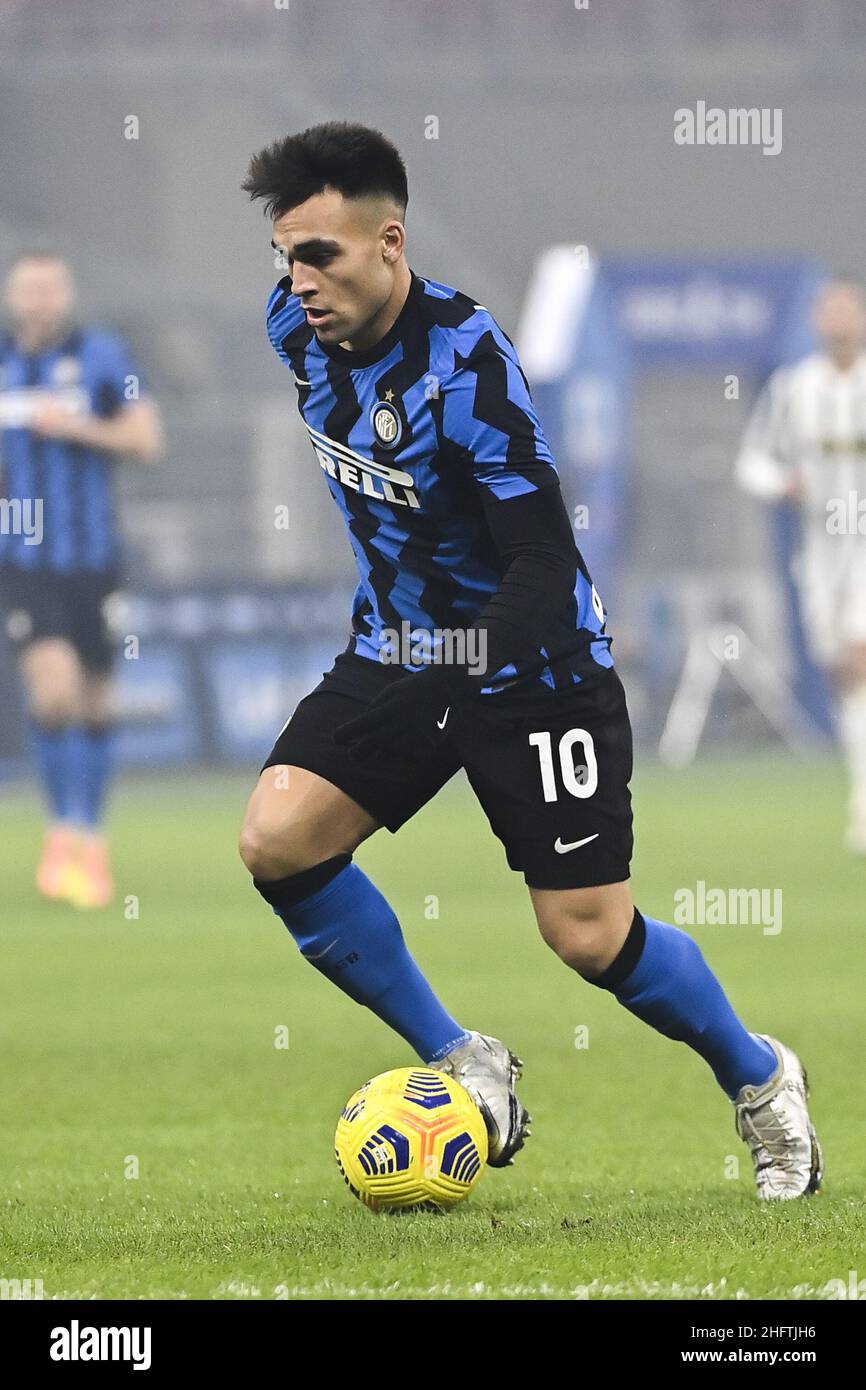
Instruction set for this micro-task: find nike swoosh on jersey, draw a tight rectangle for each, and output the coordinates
[436,707,450,730]
[553,833,599,854]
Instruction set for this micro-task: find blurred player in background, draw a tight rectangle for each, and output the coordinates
[737,276,866,853]
[238,123,822,1201]
[0,252,164,906]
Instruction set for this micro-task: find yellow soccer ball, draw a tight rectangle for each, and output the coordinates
[335,1066,489,1212]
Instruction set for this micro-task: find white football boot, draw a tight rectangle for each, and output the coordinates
[432,1031,530,1167]
[733,1035,823,1200]
[844,814,866,855]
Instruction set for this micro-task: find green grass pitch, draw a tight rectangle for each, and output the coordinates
[2,754,864,1301]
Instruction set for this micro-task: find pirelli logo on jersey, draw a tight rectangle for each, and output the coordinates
[304,422,420,509]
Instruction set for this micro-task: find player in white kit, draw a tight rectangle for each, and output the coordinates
[736,276,866,851]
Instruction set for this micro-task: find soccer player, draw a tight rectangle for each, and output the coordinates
[0,252,163,906]
[240,123,822,1199]
[737,275,866,853]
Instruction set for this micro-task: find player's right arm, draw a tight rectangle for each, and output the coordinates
[735,366,800,501]
[29,330,164,463]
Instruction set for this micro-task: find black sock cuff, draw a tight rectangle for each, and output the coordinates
[587,906,646,990]
[253,853,352,910]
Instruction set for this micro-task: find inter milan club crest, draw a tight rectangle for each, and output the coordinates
[371,399,402,449]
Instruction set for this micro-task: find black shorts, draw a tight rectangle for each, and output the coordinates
[0,566,122,674]
[263,650,634,890]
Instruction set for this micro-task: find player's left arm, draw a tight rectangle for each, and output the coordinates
[435,334,579,690]
[30,330,165,463]
[335,334,578,757]
[460,480,579,692]
[735,366,799,501]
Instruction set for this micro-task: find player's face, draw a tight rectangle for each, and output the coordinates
[5,258,75,343]
[272,190,404,348]
[814,282,866,357]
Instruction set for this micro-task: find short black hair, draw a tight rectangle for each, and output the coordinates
[242,121,408,221]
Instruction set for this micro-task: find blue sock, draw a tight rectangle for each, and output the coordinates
[590,910,777,1099]
[61,726,94,827]
[254,857,469,1063]
[30,721,73,822]
[79,725,113,829]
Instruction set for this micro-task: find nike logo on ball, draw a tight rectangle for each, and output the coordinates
[554,833,599,854]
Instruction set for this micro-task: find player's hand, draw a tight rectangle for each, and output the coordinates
[30,399,89,441]
[334,665,455,760]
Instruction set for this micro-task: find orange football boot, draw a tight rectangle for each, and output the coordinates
[36,825,82,901]
[66,834,115,909]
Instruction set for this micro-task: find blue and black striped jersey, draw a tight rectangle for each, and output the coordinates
[267,268,613,693]
[0,325,137,575]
